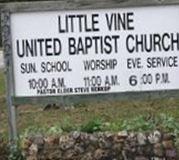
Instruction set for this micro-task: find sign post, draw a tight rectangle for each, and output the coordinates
[1,11,17,142]
[1,0,179,141]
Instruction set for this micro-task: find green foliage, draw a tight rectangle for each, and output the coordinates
[101,121,123,132]
[8,142,24,160]
[46,126,63,135]
[22,126,46,137]
[155,114,179,154]
[79,114,179,134]
[0,138,8,160]
[17,119,78,140]
[121,115,155,132]
[0,71,5,96]
[61,117,76,132]
[80,118,103,133]
[22,125,63,138]
[20,114,179,134]
[157,114,179,135]
[21,117,80,138]
[175,137,179,152]
[9,114,179,158]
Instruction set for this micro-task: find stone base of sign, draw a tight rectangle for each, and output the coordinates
[22,131,178,160]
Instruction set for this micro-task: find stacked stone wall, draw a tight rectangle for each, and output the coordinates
[23,131,178,160]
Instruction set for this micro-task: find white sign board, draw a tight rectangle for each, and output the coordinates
[11,5,179,97]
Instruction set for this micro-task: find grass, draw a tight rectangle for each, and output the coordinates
[16,100,179,134]
[0,70,5,97]
[0,70,179,138]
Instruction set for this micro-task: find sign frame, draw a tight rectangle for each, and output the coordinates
[1,0,179,141]
[2,0,179,106]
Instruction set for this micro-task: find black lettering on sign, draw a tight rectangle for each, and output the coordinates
[21,63,38,74]
[83,59,117,71]
[129,75,138,86]
[37,89,56,95]
[126,33,179,53]
[105,12,134,31]
[57,88,73,94]
[91,86,110,92]
[155,73,170,84]
[37,39,44,56]
[58,14,99,33]
[147,56,178,68]
[105,75,120,87]
[126,35,135,53]
[127,58,143,69]
[140,73,153,85]
[84,76,102,87]
[74,87,89,93]
[68,35,120,55]
[28,78,48,90]
[41,61,72,73]
[16,38,62,58]
[51,78,66,88]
